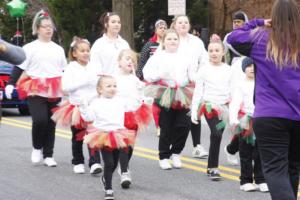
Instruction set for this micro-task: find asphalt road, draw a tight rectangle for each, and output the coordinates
[1,108,298,200]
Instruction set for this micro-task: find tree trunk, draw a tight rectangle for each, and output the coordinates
[112,0,135,49]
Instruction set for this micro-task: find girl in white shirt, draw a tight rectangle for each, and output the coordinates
[115,49,151,187]
[191,34,232,180]
[89,12,130,76]
[143,29,194,170]
[81,76,139,200]
[5,10,67,167]
[172,15,209,159]
[52,37,102,175]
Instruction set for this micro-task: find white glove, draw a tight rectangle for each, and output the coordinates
[191,110,199,124]
[5,84,14,99]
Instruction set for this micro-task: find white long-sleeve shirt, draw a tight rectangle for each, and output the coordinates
[61,61,98,105]
[229,78,255,123]
[115,73,145,111]
[89,34,130,76]
[178,34,209,79]
[18,40,67,78]
[192,62,233,111]
[80,96,139,131]
[143,50,194,86]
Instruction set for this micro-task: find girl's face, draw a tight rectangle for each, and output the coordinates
[106,15,121,35]
[37,19,54,40]
[119,52,136,74]
[208,42,225,65]
[97,78,117,98]
[72,42,90,66]
[174,16,190,36]
[155,24,167,38]
[245,64,254,79]
[163,32,179,53]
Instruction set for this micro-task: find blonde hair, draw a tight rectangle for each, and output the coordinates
[32,10,55,35]
[118,49,138,70]
[68,36,90,61]
[96,75,115,95]
[209,34,224,49]
[161,29,179,50]
[266,0,300,68]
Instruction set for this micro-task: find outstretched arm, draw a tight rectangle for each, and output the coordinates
[0,39,26,65]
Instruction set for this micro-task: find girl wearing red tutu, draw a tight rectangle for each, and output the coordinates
[80,75,141,200]
[191,34,232,181]
[52,37,102,174]
[5,10,67,167]
[115,49,151,188]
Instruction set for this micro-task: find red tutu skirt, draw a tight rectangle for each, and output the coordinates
[83,126,137,150]
[124,103,152,131]
[16,74,63,99]
[144,80,194,109]
[51,100,86,129]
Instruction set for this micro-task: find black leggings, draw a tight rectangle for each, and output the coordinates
[27,96,60,158]
[101,148,129,190]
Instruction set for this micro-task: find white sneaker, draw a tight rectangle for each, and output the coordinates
[224,145,239,165]
[90,163,102,175]
[73,164,85,174]
[171,154,182,168]
[159,159,172,170]
[120,172,132,189]
[43,157,57,167]
[240,183,257,192]
[256,183,269,192]
[31,148,42,164]
[192,144,208,158]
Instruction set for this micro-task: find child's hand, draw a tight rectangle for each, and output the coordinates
[191,111,199,124]
[0,43,6,53]
[142,96,154,105]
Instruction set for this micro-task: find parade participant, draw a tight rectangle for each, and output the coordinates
[227,0,300,199]
[115,49,151,188]
[136,19,167,80]
[229,57,268,192]
[5,10,67,166]
[52,36,102,174]
[80,75,140,200]
[143,29,194,170]
[191,34,232,181]
[136,19,167,137]
[223,11,249,166]
[89,12,130,76]
[172,15,209,159]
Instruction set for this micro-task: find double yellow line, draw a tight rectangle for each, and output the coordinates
[2,117,300,197]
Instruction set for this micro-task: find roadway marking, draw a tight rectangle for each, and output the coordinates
[2,117,300,196]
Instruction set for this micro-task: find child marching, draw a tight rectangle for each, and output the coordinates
[143,29,195,170]
[229,57,268,192]
[191,34,232,180]
[52,36,102,174]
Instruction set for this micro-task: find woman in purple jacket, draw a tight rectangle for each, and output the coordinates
[227,1,300,200]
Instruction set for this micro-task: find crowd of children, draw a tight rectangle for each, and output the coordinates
[7,6,298,200]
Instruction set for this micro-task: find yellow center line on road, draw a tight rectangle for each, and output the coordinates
[2,117,300,196]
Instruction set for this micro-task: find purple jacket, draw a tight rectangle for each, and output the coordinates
[227,19,300,121]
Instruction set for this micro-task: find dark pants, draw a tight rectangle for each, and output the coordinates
[158,108,190,159]
[239,139,265,185]
[27,96,60,158]
[191,122,201,147]
[205,116,225,169]
[227,135,239,155]
[253,117,300,200]
[101,148,128,190]
[71,126,101,167]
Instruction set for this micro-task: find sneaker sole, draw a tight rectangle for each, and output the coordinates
[210,176,221,181]
[104,196,114,200]
[121,180,131,189]
[90,168,102,175]
[193,155,208,159]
